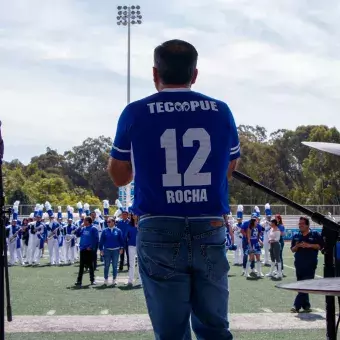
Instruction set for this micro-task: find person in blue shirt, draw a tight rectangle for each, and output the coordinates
[245,217,264,278]
[116,211,130,271]
[241,214,258,276]
[290,216,323,313]
[74,217,99,287]
[108,39,240,340]
[126,213,141,287]
[275,214,286,276]
[99,217,124,286]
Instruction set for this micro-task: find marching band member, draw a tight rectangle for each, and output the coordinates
[99,216,124,286]
[102,200,110,229]
[21,218,30,259]
[45,202,61,266]
[6,219,24,266]
[127,211,141,286]
[261,203,272,266]
[245,216,264,278]
[63,217,76,264]
[27,205,45,266]
[233,205,244,265]
[59,207,71,262]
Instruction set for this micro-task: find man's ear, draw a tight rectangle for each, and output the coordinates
[191,68,198,85]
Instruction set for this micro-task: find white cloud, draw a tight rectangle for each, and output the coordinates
[0,0,340,163]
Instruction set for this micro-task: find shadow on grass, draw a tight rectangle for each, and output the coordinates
[66,284,91,290]
[295,313,326,322]
[118,284,143,291]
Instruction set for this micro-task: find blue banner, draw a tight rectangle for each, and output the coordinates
[283,228,322,241]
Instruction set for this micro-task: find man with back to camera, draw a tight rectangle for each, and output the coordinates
[108,39,240,340]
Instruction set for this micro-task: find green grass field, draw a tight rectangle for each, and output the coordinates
[4,244,333,339]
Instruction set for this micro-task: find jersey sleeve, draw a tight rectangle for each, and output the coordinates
[110,106,132,161]
[228,109,240,161]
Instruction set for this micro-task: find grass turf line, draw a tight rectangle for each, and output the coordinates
[5,330,328,340]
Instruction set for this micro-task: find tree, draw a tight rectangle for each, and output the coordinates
[64,136,117,201]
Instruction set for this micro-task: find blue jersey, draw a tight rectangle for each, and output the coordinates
[249,226,262,246]
[111,89,240,216]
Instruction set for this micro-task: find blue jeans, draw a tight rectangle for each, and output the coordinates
[137,216,232,340]
[103,249,120,280]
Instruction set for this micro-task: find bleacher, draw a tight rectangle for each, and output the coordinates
[239,215,340,229]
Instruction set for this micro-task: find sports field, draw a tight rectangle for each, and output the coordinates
[5,245,332,339]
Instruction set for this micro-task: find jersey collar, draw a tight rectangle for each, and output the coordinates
[161,88,191,92]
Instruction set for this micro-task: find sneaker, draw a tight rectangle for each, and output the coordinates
[257,272,264,278]
[274,273,283,279]
[301,307,312,313]
[74,282,82,287]
[127,282,133,287]
[91,281,97,285]
[241,270,245,276]
[103,279,108,285]
[265,272,273,277]
[112,279,117,286]
[290,307,299,313]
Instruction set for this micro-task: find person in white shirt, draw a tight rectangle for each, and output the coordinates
[266,218,282,280]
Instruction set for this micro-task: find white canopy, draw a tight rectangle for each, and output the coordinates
[302,142,340,156]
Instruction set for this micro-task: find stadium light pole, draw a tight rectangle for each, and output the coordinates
[116,5,143,104]
[116,5,142,209]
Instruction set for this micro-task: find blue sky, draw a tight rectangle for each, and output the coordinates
[1,0,339,163]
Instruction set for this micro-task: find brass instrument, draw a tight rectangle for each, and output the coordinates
[9,228,22,243]
[65,229,77,243]
[47,226,61,241]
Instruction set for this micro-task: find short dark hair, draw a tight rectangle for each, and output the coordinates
[299,216,310,226]
[85,217,93,224]
[154,39,198,85]
[271,219,278,226]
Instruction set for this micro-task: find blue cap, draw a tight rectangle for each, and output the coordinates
[251,213,258,219]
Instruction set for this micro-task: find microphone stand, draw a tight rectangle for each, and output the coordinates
[232,170,340,340]
[0,120,13,340]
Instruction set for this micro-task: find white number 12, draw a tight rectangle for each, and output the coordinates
[160,128,211,187]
